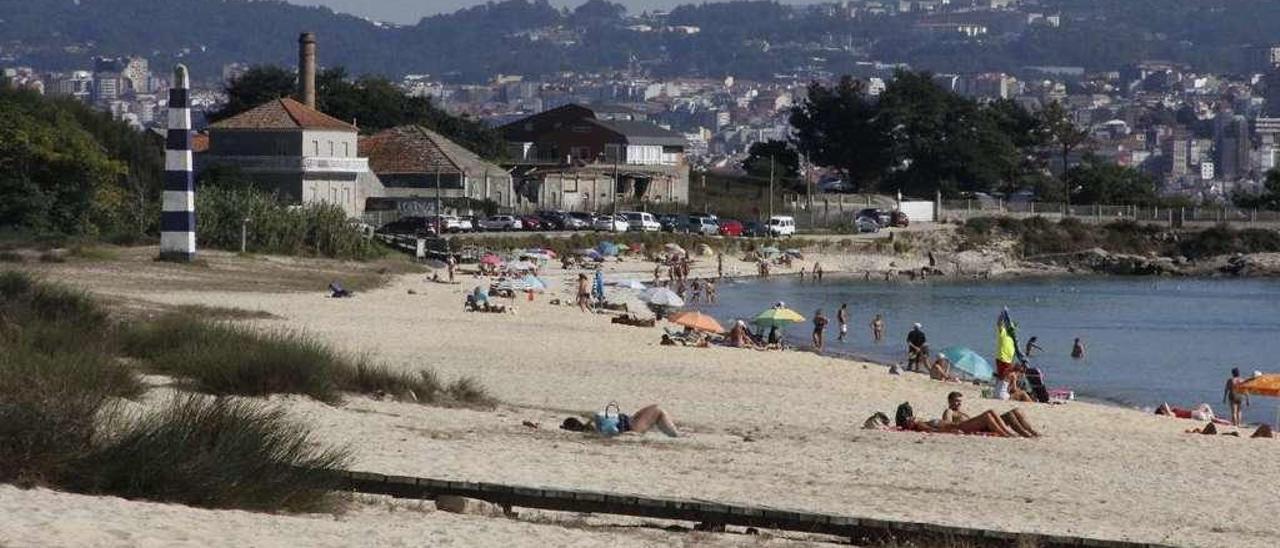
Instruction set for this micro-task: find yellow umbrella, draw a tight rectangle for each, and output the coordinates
[1236,374,1280,397]
[668,310,726,333]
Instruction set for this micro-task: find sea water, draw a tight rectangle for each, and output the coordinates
[698,275,1280,425]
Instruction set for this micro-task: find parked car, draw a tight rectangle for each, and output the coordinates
[657,214,681,232]
[518,215,544,231]
[593,214,629,232]
[767,215,796,237]
[742,220,769,238]
[855,216,880,233]
[718,219,744,237]
[535,210,568,230]
[622,211,661,232]
[565,211,594,230]
[478,215,522,231]
[686,214,720,235]
[889,210,910,228]
[856,208,891,227]
[375,216,437,237]
[458,215,479,232]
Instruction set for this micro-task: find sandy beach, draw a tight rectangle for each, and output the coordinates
[6,248,1279,547]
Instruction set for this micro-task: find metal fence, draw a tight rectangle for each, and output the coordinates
[937,199,1280,225]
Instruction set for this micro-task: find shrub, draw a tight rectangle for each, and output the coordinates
[196,185,384,260]
[71,395,350,512]
[122,314,344,404]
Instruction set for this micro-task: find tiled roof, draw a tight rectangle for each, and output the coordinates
[360,125,504,177]
[588,119,686,147]
[208,97,355,131]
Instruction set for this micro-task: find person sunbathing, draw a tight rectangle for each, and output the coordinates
[727,320,763,350]
[929,353,957,381]
[560,404,681,437]
[940,391,1040,438]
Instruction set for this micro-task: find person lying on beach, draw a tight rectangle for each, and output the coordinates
[560,405,680,438]
[328,281,352,298]
[940,391,1039,437]
[1155,403,1227,424]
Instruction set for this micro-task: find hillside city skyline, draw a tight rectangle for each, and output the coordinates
[285,0,822,24]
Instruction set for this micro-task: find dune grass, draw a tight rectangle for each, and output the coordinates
[0,270,386,512]
[71,395,350,512]
[123,313,495,407]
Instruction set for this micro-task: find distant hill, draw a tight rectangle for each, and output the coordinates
[1,0,1279,84]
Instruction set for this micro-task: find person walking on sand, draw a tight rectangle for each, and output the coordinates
[871,313,885,342]
[446,256,456,283]
[836,303,849,342]
[812,309,828,350]
[1224,368,1249,426]
[1071,337,1086,360]
[576,273,591,313]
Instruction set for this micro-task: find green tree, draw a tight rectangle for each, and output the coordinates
[208,66,296,123]
[789,76,888,192]
[1233,169,1280,211]
[742,140,799,179]
[1040,100,1089,178]
[1065,155,1157,206]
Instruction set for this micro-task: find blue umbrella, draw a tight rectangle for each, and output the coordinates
[520,274,548,292]
[597,241,620,257]
[593,270,605,301]
[940,346,994,381]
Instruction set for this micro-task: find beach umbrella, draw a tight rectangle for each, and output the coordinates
[940,346,995,381]
[640,287,685,307]
[1235,374,1280,397]
[480,253,503,266]
[664,243,686,256]
[597,241,621,257]
[593,270,605,300]
[522,274,548,292]
[668,310,725,334]
[752,306,805,328]
[529,248,556,259]
[509,260,536,271]
[614,279,646,290]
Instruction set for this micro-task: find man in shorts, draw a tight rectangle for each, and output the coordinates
[836,303,849,342]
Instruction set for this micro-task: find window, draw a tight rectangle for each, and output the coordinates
[327,141,334,156]
[312,140,319,156]
[343,142,350,157]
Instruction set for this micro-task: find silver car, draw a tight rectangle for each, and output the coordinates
[478,215,522,231]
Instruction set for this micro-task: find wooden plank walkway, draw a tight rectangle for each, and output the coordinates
[331,470,1173,548]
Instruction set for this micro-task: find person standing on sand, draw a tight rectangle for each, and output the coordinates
[836,303,849,342]
[1071,337,1086,360]
[906,322,928,371]
[1224,368,1249,426]
[812,309,828,350]
[576,273,591,313]
[446,256,456,283]
[871,314,885,342]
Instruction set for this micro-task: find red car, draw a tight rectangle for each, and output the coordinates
[518,215,544,231]
[718,219,744,237]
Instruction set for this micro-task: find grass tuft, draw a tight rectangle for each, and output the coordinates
[71,395,350,512]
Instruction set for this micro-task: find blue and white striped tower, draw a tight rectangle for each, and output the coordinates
[160,64,196,261]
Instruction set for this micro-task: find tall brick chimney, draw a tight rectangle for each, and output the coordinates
[298,32,316,109]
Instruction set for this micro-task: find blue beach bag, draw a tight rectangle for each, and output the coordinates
[594,402,622,437]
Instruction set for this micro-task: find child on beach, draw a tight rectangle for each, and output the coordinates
[871,314,885,342]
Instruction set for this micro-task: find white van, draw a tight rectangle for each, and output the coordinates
[622,211,660,232]
[767,215,796,237]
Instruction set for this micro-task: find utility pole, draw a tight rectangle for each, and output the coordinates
[435,164,442,230]
[768,155,775,222]
[612,154,620,217]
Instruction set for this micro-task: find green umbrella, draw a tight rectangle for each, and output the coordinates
[752,307,806,328]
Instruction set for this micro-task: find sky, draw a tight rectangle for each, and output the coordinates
[285,0,808,25]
